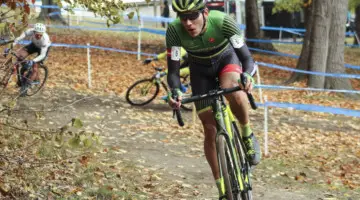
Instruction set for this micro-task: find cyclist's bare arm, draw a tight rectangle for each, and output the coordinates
[13,28,34,46]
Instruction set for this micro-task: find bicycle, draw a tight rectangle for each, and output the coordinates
[125,62,193,111]
[0,39,48,97]
[173,73,258,200]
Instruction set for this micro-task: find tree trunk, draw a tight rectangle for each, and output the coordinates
[354,5,360,45]
[38,0,67,25]
[307,0,330,88]
[325,0,353,90]
[245,0,276,51]
[286,3,314,84]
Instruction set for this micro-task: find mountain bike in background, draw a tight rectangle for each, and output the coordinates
[125,62,192,111]
[0,39,48,97]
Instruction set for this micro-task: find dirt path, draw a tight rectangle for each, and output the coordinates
[3,88,359,200]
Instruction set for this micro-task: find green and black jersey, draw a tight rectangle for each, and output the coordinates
[165,10,256,90]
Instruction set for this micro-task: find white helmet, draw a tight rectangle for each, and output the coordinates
[34,23,46,33]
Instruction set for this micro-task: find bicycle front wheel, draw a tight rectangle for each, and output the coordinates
[218,134,235,200]
[233,124,253,200]
[26,64,48,96]
[125,78,160,106]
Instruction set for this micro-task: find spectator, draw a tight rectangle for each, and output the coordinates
[161,0,170,28]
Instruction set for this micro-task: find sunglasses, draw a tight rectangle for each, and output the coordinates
[34,32,43,37]
[179,11,201,21]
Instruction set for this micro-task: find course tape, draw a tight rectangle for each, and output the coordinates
[249,47,299,59]
[256,101,360,118]
[17,40,156,56]
[345,44,360,48]
[257,62,360,79]
[261,26,304,36]
[47,24,168,35]
[142,28,166,35]
[48,24,139,32]
[247,39,303,45]
[255,84,360,94]
[29,3,84,11]
[261,26,306,33]
[249,47,360,70]
[51,43,157,56]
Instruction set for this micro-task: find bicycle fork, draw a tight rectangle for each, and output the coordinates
[214,98,245,195]
[227,105,253,192]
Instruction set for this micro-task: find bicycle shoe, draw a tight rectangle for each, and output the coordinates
[19,84,28,97]
[243,133,261,166]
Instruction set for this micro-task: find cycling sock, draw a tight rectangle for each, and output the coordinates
[240,123,252,138]
[215,177,225,196]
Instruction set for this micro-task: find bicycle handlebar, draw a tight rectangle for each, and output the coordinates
[0,39,14,46]
[182,86,257,109]
[173,75,258,127]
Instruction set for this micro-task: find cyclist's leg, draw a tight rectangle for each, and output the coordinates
[30,46,50,82]
[15,47,30,86]
[190,65,225,196]
[218,50,261,166]
[15,46,29,61]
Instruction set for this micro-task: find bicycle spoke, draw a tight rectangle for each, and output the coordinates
[25,65,48,96]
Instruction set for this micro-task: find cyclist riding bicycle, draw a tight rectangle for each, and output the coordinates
[143,47,190,78]
[10,23,51,95]
[165,0,261,198]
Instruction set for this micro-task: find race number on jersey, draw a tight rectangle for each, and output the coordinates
[171,46,181,61]
[229,35,244,49]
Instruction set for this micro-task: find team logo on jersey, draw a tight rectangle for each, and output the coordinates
[208,37,215,43]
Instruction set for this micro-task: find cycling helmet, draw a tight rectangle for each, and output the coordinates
[172,0,206,13]
[34,23,46,33]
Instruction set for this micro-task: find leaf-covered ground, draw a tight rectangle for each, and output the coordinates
[0,29,359,199]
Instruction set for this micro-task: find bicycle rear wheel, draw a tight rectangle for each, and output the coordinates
[233,124,253,200]
[125,78,160,106]
[25,64,48,96]
[218,134,237,200]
